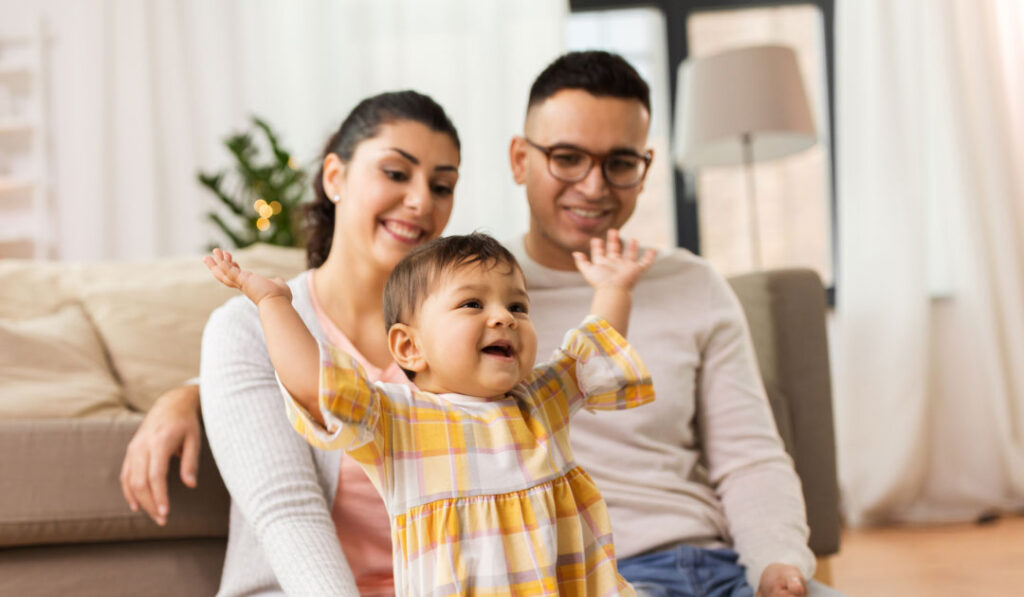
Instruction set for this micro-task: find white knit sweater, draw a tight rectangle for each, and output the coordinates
[508,236,814,588]
[200,271,358,596]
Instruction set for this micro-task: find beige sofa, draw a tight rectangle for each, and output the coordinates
[0,246,839,596]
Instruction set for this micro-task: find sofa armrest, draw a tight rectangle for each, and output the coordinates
[728,268,841,557]
[0,416,230,548]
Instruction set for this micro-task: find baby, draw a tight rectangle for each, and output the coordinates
[205,231,656,596]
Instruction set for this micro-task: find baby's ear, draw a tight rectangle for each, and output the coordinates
[388,323,427,374]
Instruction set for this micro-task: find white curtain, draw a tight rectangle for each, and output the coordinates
[1,0,565,260]
[833,0,1024,525]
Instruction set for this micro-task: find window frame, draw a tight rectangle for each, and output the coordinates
[569,0,837,304]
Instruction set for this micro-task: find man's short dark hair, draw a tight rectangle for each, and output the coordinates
[527,50,650,114]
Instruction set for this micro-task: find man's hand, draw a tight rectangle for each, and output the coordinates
[573,229,656,291]
[120,384,202,526]
[204,248,292,305]
[757,563,807,597]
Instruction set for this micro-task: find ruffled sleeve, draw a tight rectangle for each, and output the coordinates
[283,343,384,459]
[524,315,655,417]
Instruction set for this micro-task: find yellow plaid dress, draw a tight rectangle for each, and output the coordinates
[285,316,654,596]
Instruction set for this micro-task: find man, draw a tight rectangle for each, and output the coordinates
[507,51,840,597]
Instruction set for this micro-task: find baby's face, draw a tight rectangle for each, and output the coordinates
[410,262,538,399]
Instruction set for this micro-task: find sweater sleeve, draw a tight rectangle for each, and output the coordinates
[695,270,815,588]
[200,296,360,596]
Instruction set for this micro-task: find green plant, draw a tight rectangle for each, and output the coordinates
[198,117,309,249]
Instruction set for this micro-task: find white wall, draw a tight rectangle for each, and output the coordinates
[0,0,565,261]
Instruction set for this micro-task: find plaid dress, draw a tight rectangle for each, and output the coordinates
[286,316,654,596]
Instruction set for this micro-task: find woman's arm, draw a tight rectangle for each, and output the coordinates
[201,296,360,596]
[119,383,201,525]
[205,249,321,417]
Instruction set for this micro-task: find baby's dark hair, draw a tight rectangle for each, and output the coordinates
[383,233,521,379]
[384,232,521,329]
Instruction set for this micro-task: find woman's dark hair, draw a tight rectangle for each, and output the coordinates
[305,90,461,268]
[527,50,650,114]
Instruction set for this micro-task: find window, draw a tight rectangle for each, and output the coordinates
[566,8,676,251]
[687,5,833,284]
[570,0,837,297]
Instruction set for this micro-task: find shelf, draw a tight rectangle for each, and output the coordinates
[0,65,32,80]
[1,18,49,260]
[0,238,38,258]
[0,232,34,243]
[0,177,34,194]
[0,118,33,134]
[0,35,36,45]
[0,212,35,239]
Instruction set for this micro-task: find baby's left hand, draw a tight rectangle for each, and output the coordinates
[573,229,656,291]
[204,248,292,306]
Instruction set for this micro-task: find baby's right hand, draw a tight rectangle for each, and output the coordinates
[204,248,292,305]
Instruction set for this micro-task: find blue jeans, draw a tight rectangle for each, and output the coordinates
[618,544,846,597]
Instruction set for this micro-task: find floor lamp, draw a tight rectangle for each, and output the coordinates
[674,44,817,269]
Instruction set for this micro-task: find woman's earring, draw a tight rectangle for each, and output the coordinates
[331,194,340,204]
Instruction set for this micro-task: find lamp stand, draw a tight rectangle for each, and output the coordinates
[741,132,762,269]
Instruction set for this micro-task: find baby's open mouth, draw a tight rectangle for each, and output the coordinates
[482,341,515,358]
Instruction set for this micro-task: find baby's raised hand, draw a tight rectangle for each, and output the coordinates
[572,229,656,291]
[203,248,292,306]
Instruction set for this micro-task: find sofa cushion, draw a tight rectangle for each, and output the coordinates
[0,260,80,320]
[0,538,225,597]
[0,305,128,419]
[0,418,230,548]
[78,244,305,412]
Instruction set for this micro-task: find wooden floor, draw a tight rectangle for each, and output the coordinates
[829,515,1024,596]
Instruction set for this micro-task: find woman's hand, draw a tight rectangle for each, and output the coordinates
[204,248,292,305]
[120,384,202,526]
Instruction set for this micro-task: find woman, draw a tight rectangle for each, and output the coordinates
[121,90,460,595]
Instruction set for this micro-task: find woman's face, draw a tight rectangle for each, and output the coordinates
[327,120,460,272]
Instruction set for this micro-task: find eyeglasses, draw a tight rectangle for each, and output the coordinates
[521,136,652,189]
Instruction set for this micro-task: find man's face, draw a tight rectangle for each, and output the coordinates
[511,89,652,270]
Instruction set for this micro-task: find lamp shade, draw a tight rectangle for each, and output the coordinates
[674,44,816,169]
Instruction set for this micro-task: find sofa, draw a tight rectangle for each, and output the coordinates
[0,245,840,596]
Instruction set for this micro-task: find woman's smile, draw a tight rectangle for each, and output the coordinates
[381,218,427,244]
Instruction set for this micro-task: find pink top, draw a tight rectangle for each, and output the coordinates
[308,275,408,596]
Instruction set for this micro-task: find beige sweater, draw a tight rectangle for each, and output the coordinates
[508,236,814,588]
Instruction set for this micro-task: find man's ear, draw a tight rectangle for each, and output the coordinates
[509,136,528,185]
[388,323,427,374]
